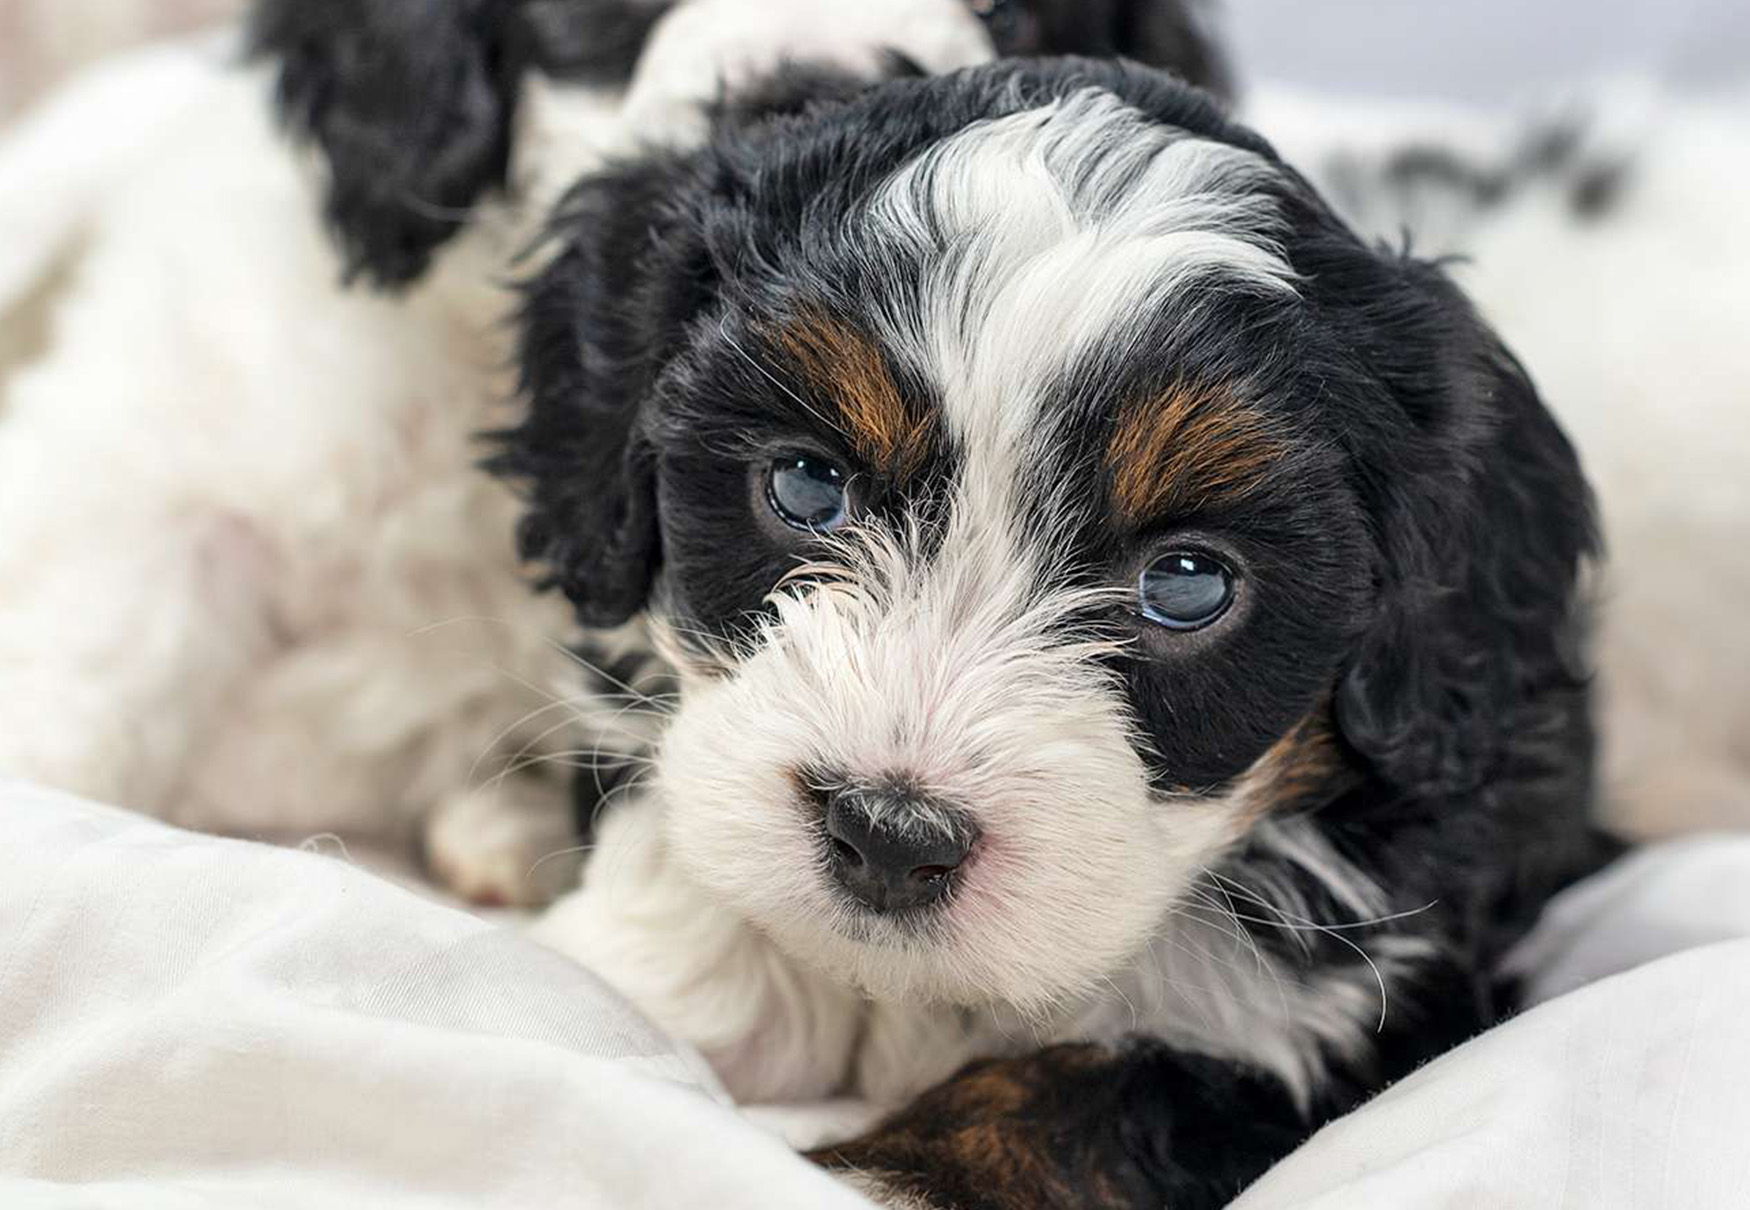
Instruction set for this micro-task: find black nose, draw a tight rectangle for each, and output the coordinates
[824,787,973,912]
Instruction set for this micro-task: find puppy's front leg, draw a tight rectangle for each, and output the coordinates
[814,1042,1311,1210]
[530,795,864,1103]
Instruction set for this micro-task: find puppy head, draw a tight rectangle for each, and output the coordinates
[249,0,1230,289]
[498,60,1595,1010]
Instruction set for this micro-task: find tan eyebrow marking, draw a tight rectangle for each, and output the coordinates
[768,315,934,477]
[1105,382,1284,523]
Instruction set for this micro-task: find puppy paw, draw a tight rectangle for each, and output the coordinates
[423,779,579,908]
[813,1044,1304,1210]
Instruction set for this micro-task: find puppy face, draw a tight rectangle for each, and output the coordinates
[646,93,1368,1008]
[504,62,1594,1010]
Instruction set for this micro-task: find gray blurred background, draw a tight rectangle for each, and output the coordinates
[1224,0,1749,101]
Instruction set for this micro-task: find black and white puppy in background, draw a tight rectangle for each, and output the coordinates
[494,57,1617,1208]
[260,0,1229,290]
[0,0,1219,904]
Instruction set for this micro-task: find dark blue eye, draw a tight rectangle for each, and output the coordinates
[768,455,849,532]
[1139,553,1235,631]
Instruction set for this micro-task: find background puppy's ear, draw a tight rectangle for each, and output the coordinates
[249,0,522,287]
[488,152,714,629]
[1334,263,1599,807]
[248,0,667,288]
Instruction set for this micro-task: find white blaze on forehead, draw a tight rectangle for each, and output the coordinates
[867,87,1298,472]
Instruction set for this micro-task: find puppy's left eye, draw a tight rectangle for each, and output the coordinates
[1139,553,1235,631]
[767,454,849,532]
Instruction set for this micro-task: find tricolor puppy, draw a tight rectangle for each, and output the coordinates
[0,0,1219,904]
[504,58,1615,1207]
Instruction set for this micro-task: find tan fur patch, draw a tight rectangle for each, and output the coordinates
[1106,383,1283,523]
[812,1047,1121,1210]
[1240,710,1356,821]
[770,316,933,476]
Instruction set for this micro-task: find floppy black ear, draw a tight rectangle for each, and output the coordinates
[249,0,524,287]
[1334,262,1599,805]
[487,152,716,629]
[248,0,666,288]
[488,60,893,628]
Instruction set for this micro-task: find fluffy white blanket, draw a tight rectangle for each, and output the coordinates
[4,781,1748,1208]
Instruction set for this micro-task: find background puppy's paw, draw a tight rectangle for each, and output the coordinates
[423,779,578,908]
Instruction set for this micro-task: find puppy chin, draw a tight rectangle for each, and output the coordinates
[652,575,1249,1012]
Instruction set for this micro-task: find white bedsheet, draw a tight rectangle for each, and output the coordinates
[3,781,1747,1208]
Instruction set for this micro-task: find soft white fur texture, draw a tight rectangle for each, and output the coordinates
[872,87,1297,414]
[540,784,1416,1108]
[0,49,576,882]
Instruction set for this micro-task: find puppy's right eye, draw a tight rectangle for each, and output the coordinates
[767,455,849,532]
[1138,552,1235,631]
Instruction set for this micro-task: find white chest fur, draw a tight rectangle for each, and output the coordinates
[535,795,1413,1110]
